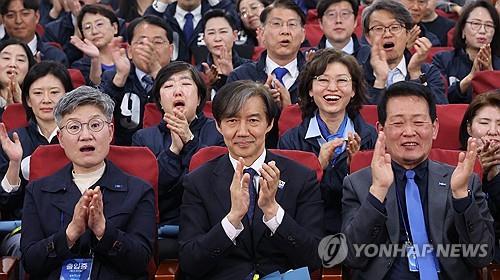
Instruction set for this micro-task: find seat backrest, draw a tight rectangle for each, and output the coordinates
[30,144,160,221]
[426,47,453,64]
[3,103,29,131]
[350,148,482,176]
[471,70,500,97]
[434,104,467,150]
[189,146,323,181]
[278,104,302,137]
[143,103,162,128]
[359,104,378,127]
[447,27,455,47]
[68,68,86,88]
[203,101,213,119]
[304,23,323,47]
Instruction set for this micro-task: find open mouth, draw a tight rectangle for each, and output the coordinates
[383,42,395,50]
[323,95,341,102]
[80,145,96,153]
[279,39,291,46]
[173,100,185,109]
[402,142,419,148]
[6,69,18,77]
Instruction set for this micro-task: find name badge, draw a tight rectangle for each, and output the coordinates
[60,258,93,280]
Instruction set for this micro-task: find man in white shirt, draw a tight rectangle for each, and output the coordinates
[0,0,68,66]
[179,80,324,280]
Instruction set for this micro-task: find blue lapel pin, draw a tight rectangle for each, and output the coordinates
[278,180,286,189]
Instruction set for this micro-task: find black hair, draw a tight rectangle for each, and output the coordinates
[0,0,39,14]
[203,9,238,31]
[0,38,36,70]
[152,61,207,115]
[77,4,120,36]
[21,61,73,122]
[260,0,306,26]
[317,0,359,19]
[126,15,173,44]
[377,81,437,126]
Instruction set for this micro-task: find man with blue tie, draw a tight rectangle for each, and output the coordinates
[342,81,494,280]
[178,80,324,280]
[227,0,307,108]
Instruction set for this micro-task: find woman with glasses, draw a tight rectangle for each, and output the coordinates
[278,49,377,235]
[458,91,500,261]
[0,39,36,112]
[132,61,224,260]
[70,4,120,85]
[432,0,500,104]
[0,61,73,257]
[21,86,155,279]
[236,0,271,58]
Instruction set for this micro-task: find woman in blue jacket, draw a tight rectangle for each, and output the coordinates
[278,48,377,235]
[132,61,224,258]
[432,0,500,104]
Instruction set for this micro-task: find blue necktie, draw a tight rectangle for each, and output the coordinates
[244,168,258,225]
[183,13,194,42]
[405,170,439,280]
[141,75,154,93]
[272,67,289,88]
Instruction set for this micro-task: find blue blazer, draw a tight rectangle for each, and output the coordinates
[356,46,447,104]
[132,114,225,225]
[179,151,324,280]
[99,65,152,146]
[278,113,377,234]
[145,0,238,64]
[432,48,500,103]
[0,120,59,220]
[21,160,156,280]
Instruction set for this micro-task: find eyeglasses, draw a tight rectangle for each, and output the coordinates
[266,19,302,30]
[82,19,110,34]
[132,36,169,47]
[323,10,354,21]
[314,75,352,88]
[368,24,405,36]
[60,118,111,135]
[466,21,495,33]
[240,2,264,18]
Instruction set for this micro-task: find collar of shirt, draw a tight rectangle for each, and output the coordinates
[71,14,77,28]
[305,112,355,145]
[265,56,299,89]
[0,25,5,40]
[228,149,267,191]
[392,158,429,183]
[37,124,59,143]
[175,4,202,31]
[135,67,148,85]
[27,35,37,56]
[72,162,106,194]
[389,56,408,81]
[325,37,354,55]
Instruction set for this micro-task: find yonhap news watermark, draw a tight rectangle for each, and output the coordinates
[318,233,490,268]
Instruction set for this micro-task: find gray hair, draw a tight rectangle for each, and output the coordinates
[362,0,414,35]
[54,86,115,127]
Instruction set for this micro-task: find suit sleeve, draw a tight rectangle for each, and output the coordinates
[178,174,236,277]
[341,174,390,269]
[422,64,447,104]
[21,181,77,275]
[453,174,495,267]
[91,182,155,276]
[265,169,323,271]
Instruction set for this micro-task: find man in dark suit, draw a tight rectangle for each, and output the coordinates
[178,80,324,280]
[0,0,68,66]
[342,81,494,280]
[227,0,307,108]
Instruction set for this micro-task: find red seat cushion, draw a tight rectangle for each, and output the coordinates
[3,103,29,131]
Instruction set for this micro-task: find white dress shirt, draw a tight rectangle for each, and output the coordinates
[265,57,299,90]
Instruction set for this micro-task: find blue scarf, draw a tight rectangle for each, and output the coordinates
[316,113,348,165]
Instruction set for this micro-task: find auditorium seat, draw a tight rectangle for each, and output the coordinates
[359,104,378,127]
[68,68,86,88]
[2,103,29,131]
[278,104,302,136]
[426,47,453,64]
[471,70,500,97]
[434,104,468,150]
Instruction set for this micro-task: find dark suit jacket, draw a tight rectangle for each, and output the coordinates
[21,160,156,280]
[179,151,324,280]
[342,160,494,280]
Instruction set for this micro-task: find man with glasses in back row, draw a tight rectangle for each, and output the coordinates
[356,0,446,105]
[100,15,173,145]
